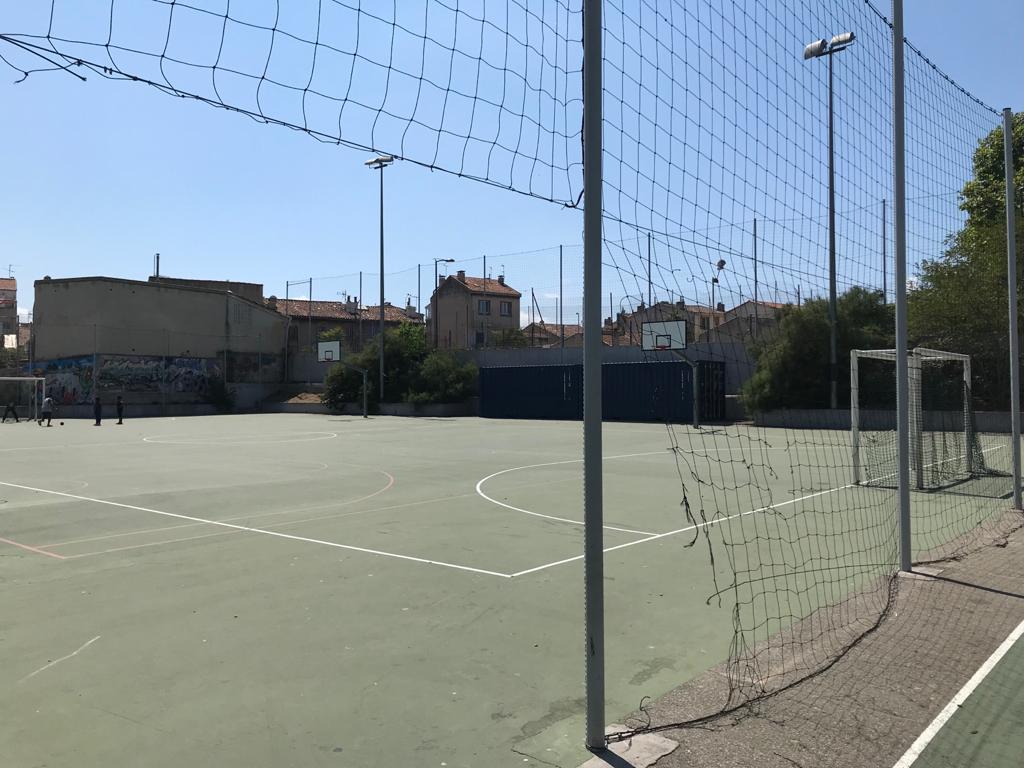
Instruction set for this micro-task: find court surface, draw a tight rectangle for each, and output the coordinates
[0,414,1015,767]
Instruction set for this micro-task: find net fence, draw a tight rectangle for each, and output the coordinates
[3,0,1021,755]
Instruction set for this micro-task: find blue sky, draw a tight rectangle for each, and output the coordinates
[2,0,1021,324]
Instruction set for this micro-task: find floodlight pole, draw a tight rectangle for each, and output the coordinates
[582,0,605,752]
[366,155,394,400]
[882,199,887,303]
[892,0,912,572]
[1004,107,1021,510]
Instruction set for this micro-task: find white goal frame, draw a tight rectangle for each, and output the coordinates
[0,377,46,422]
[851,347,972,489]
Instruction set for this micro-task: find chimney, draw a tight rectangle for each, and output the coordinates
[438,275,445,287]
[497,274,505,286]
[457,270,466,282]
[716,301,725,312]
[267,295,277,310]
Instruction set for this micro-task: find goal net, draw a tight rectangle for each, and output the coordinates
[0,377,45,422]
[851,348,995,490]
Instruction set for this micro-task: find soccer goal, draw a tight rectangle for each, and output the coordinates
[851,348,992,490]
[0,377,45,422]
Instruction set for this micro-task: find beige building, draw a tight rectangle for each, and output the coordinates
[430,271,521,349]
[270,297,421,355]
[32,276,287,406]
[613,300,726,345]
[0,277,16,345]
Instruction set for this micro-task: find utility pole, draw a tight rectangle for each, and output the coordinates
[753,217,758,337]
[882,198,887,303]
[647,232,652,307]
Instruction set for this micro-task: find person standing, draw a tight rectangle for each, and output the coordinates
[39,395,54,427]
[116,395,125,425]
[93,395,102,426]
[1,401,18,423]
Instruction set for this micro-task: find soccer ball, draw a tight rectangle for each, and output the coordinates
[60,422,64,426]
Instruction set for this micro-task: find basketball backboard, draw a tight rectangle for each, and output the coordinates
[641,320,686,351]
[317,340,341,362]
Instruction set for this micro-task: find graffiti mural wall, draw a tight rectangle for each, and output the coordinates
[42,356,95,405]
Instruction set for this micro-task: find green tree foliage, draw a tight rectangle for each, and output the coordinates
[490,328,528,348]
[318,326,347,345]
[408,351,478,404]
[908,113,1023,409]
[742,288,893,412]
[321,323,477,409]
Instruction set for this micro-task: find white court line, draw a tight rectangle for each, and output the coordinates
[510,484,853,578]
[20,635,101,682]
[476,452,668,536]
[0,480,511,579]
[39,470,396,548]
[892,616,1024,768]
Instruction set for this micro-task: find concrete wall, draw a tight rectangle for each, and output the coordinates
[0,281,16,337]
[33,277,286,361]
[467,341,754,395]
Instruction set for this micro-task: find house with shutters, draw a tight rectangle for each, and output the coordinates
[429,270,521,349]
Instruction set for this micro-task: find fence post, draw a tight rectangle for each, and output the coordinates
[892,0,912,571]
[582,0,605,751]
[1004,107,1022,510]
[851,351,860,484]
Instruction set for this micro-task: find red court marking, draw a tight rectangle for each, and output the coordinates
[0,535,66,560]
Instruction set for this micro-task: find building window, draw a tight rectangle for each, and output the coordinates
[478,299,491,315]
[700,316,709,331]
[499,301,512,316]
[475,330,485,346]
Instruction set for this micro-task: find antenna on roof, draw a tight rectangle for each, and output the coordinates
[7,264,20,278]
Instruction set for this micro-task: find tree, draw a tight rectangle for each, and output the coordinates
[321,322,477,408]
[741,288,893,412]
[908,113,1023,409]
[491,328,528,348]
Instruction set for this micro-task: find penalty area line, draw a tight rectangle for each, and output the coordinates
[0,480,510,579]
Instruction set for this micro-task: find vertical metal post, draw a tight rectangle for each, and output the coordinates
[893,0,912,571]
[882,199,888,303]
[827,51,839,410]
[647,232,652,306]
[359,271,363,349]
[582,0,605,751]
[851,351,860,484]
[362,369,369,419]
[308,277,313,387]
[963,357,975,476]
[284,282,290,385]
[378,168,386,400]
[1004,107,1022,509]
[753,217,758,337]
[560,245,565,348]
[417,263,421,314]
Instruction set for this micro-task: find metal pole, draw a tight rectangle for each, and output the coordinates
[378,167,386,401]
[893,0,912,571]
[359,271,363,349]
[362,369,369,419]
[753,217,758,337]
[417,263,421,314]
[308,277,313,387]
[582,0,605,751]
[882,199,888,303]
[560,245,565,348]
[1004,107,1022,510]
[434,262,439,347]
[284,282,290,386]
[647,232,652,307]
[827,51,838,410]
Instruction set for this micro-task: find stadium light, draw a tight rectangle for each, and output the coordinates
[366,154,395,399]
[803,31,855,410]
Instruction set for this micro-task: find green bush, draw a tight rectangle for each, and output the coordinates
[407,351,478,404]
[321,324,478,409]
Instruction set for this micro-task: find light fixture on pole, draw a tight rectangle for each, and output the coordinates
[432,258,455,347]
[804,31,856,410]
[365,154,395,400]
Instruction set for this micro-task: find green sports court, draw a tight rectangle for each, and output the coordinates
[1,413,1021,767]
